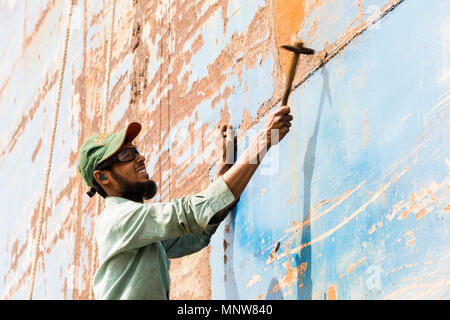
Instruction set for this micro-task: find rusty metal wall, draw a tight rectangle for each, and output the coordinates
[0,0,448,299]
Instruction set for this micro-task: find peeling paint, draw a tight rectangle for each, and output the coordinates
[1,0,449,300]
[326,285,337,300]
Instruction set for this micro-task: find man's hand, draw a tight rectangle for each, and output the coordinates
[221,105,293,200]
[209,124,239,224]
[260,105,293,148]
[214,124,235,180]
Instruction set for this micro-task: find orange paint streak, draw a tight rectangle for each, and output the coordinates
[394,176,449,221]
[285,179,366,235]
[246,274,262,289]
[272,260,308,296]
[347,257,366,274]
[267,167,409,264]
[404,231,416,247]
[272,0,322,79]
[383,279,447,300]
[273,0,307,76]
[31,138,42,163]
[326,285,337,300]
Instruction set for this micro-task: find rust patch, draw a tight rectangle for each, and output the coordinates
[347,257,366,274]
[169,246,213,300]
[0,0,58,101]
[246,274,262,289]
[1,70,58,160]
[326,285,337,300]
[270,260,307,296]
[387,176,449,221]
[272,0,307,76]
[268,167,410,264]
[31,138,42,162]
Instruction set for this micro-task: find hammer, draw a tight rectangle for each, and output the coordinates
[280,41,315,106]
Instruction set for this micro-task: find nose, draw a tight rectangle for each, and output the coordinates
[136,152,145,163]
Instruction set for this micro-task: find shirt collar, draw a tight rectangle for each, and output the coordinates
[104,196,131,207]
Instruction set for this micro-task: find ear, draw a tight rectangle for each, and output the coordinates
[93,170,109,186]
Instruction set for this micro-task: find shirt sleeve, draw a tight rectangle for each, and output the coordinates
[160,224,219,259]
[161,198,238,259]
[104,176,235,254]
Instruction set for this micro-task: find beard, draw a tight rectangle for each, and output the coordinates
[110,170,157,202]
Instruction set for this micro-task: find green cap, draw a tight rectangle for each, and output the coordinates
[77,122,141,193]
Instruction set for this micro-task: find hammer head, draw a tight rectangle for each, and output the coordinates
[281,41,315,55]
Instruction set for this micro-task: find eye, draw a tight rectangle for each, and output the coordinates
[118,149,134,161]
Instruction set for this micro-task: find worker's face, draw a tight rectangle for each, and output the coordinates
[107,142,157,202]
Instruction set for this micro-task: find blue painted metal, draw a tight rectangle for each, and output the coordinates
[211,0,450,300]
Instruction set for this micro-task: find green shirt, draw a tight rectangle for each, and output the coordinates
[93,176,235,300]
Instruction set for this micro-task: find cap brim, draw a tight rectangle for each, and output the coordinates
[99,122,142,163]
[124,121,141,143]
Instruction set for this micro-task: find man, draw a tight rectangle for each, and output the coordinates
[77,105,292,299]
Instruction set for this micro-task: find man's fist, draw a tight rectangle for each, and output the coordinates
[214,124,235,180]
[215,124,234,164]
[261,105,293,147]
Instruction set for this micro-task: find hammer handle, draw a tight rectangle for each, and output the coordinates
[282,53,300,106]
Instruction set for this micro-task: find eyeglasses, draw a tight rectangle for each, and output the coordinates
[97,147,140,170]
[88,147,141,198]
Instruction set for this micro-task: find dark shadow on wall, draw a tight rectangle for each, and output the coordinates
[265,277,285,300]
[297,67,332,300]
[223,138,240,299]
[221,69,331,300]
[223,209,240,299]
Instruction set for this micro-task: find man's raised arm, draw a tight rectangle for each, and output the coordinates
[215,105,293,215]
